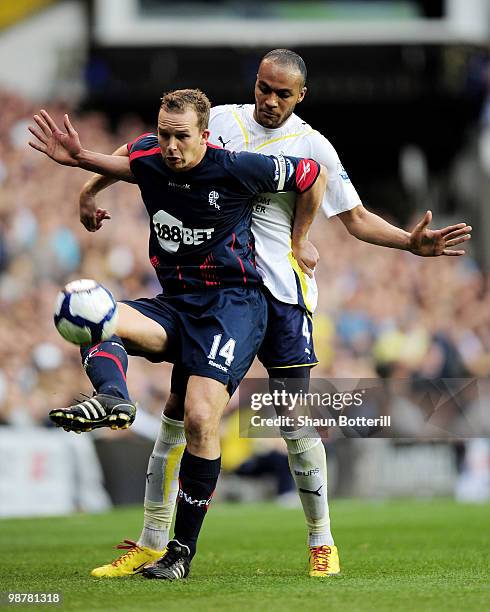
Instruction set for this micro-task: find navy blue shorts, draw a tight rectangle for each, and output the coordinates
[122,287,267,395]
[257,289,318,370]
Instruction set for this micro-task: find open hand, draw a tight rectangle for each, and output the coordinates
[409,211,472,257]
[28,110,82,166]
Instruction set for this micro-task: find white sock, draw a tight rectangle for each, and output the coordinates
[282,430,334,547]
[137,414,186,551]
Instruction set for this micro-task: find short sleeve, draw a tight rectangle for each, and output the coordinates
[127,133,159,160]
[305,131,362,218]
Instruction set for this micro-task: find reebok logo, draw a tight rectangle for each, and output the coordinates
[298,161,311,184]
[208,360,228,373]
[296,158,318,192]
[168,181,190,190]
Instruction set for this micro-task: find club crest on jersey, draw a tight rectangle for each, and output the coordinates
[208,191,220,210]
[337,162,351,183]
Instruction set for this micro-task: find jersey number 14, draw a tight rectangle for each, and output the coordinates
[207,334,236,366]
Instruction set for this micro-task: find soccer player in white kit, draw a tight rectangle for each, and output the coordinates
[80,50,471,579]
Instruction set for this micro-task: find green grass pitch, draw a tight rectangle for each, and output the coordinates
[0,500,488,611]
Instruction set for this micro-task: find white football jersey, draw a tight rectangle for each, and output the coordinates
[209,104,362,312]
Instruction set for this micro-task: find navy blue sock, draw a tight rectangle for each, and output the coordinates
[267,365,311,394]
[80,335,130,400]
[173,449,221,558]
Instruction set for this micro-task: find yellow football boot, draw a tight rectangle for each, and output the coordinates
[91,540,165,577]
[308,545,341,577]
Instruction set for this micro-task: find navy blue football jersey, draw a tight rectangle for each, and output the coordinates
[128,134,320,293]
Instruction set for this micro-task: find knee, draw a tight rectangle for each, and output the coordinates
[184,401,219,446]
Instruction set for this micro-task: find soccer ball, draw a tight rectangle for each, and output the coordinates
[54,279,118,346]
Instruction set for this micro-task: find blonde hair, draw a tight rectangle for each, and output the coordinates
[160,89,211,131]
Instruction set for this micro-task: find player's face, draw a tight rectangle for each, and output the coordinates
[157,108,210,171]
[254,60,306,129]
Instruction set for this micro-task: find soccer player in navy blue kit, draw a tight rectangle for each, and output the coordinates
[28,89,326,579]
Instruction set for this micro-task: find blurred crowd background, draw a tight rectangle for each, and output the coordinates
[1,88,488,423]
[0,0,489,514]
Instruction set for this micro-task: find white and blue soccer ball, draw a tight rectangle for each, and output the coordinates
[54,279,118,346]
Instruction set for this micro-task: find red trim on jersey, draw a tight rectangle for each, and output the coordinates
[129,146,161,162]
[248,242,257,268]
[206,142,221,149]
[199,254,220,287]
[231,232,247,284]
[127,132,153,153]
[295,159,320,193]
[92,351,127,381]
[176,265,187,289]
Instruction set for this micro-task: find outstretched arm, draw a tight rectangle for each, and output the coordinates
[292,165,327,277]
[338,205,472,257]
[79,144,129,232]
[28,110,135,183]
